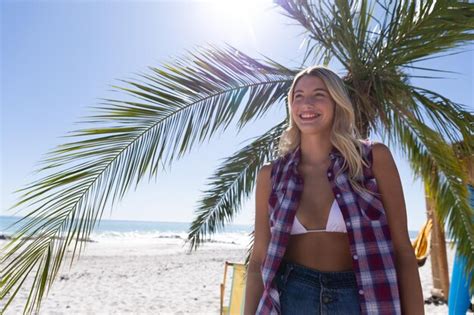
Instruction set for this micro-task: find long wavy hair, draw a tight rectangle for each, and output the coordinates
[277,65,377,197]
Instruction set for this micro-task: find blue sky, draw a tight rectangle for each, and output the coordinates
[1,0,472,231]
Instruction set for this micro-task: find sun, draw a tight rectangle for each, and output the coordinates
[205,0,276,46]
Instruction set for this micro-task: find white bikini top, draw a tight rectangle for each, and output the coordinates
[291,199,347,234]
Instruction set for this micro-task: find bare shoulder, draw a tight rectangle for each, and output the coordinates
[370,141,401,197]
[355,139,390,164]
[371,141,394,170]
[257,162,273,181]
[255,162,273,197]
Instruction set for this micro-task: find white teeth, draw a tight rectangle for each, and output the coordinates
[300,113,321,119]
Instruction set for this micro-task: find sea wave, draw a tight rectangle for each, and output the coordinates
[0,230,253,247]
[91,230,252,246]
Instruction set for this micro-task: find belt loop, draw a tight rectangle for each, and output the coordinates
[282,263,293,285]
[319,273,326,287]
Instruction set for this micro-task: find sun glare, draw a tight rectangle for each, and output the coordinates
[208,0,275,20]
[206,0,275,46]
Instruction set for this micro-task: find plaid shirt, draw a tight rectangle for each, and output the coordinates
[256,140,401,314]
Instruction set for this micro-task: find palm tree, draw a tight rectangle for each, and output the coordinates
[1,0,473,313]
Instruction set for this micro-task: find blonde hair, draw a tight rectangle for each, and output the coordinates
[277,65,377,197]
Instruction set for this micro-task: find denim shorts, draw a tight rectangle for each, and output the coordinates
[274,259,362,314]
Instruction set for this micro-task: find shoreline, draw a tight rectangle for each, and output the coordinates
[0,239,457,314]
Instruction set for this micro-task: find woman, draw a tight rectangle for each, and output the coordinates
[244,65,424,314]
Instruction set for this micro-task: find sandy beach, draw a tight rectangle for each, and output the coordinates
[0,238,459,314]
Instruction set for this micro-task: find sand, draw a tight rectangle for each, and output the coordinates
[0,238,460,314]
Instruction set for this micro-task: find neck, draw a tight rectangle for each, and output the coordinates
[299,136,333,167]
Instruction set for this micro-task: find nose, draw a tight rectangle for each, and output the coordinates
[302,95,317,105]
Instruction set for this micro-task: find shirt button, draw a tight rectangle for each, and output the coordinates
[336,193,341,198]
[346,222,351,227]
[327,172,332,177]
[353,254,358,260]
[322,296,331,304]
[359,289,364,295]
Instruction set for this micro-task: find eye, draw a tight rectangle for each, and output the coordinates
[295,93,324,98]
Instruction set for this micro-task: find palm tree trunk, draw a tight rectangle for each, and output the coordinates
[424,141,473,302]
[452,140,474,182]
[425,169,450,302]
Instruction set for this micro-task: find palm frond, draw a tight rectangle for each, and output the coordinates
[2,0,474,313]
[0,43,294,314]
[409,86,473,147]
[377,0,474,66]
[274,0,474,70]
[185,121,286,251]
[384,99,474,295]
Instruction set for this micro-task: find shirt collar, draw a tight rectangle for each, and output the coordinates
[287,144,342,169]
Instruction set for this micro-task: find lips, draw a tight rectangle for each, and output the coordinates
[299,112,321,120]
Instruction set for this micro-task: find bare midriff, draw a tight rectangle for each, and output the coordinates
[282,162,354,272]
[283,232,353,271]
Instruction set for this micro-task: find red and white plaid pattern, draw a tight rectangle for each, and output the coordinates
[256,140,401,314]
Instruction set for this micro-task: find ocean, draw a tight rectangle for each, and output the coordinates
[1,215,422,247]
[0,215,254,247]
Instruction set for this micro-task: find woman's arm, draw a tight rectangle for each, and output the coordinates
[243,164,272,315]
[371,142,425,315]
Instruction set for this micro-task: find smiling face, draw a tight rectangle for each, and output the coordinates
[290,75,336,135]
